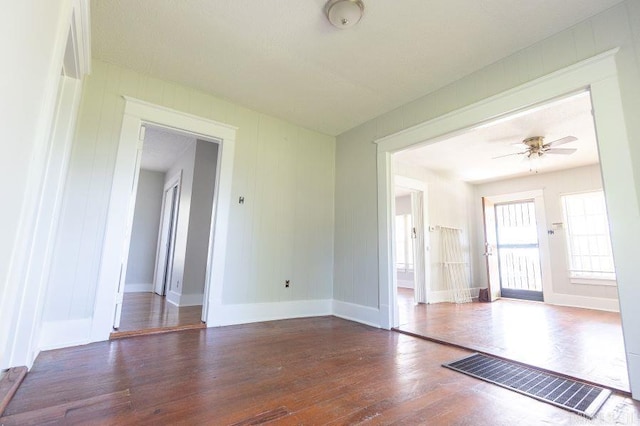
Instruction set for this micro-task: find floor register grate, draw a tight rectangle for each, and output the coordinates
[443,353,611,419]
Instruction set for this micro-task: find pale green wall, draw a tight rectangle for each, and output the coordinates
[334,1,640,307]
[43,59,336,321]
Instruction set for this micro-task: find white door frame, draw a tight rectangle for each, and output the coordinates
[1,0,90,370]
[374,48,640,398]
[483,190,552,300]
[393,175,429,327]
[91,97,236,341]
[152,172,182,296]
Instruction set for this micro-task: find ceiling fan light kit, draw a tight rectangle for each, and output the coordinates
[325,0,365,29]
[492,135,578,161]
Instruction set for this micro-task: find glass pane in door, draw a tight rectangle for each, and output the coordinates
[495,200,543,300]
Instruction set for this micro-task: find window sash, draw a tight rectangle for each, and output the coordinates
[561,191,615,281]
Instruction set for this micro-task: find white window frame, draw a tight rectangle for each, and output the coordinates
[561,190,616,286]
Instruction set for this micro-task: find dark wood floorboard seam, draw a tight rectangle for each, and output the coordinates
[0,389,131,425]
[0,367,27,417]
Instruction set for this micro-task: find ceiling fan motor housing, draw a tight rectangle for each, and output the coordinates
[523,136,545,150]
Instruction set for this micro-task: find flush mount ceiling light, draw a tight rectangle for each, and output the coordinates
[325,0,365,29]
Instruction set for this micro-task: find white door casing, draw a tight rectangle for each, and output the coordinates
[375,49,640,399]
[482,197,500,301]
[91,97,236,341]
[112,127,144,329]
[153,173,181,296]
[393,175,429,327]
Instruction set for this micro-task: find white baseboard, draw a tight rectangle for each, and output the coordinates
[212,299,332,327]
[332,300,380,328]
[166,290,180,306]
[124,283,153,293]
[628,353,640,400]
[39,318,92,351]
[166,291,203,307]
[179,293,204,307]
[427,287,483,304]
[427,289,451,303]
[546,292,620,312]
[397,280,414,289]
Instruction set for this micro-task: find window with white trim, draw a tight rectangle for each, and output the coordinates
[395,214,414,272]
[561,191,616,281]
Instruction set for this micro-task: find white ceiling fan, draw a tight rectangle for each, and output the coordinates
[493,135,578,159]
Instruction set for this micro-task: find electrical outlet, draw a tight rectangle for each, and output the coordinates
[285,280,290,288]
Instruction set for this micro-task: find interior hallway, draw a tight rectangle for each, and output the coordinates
[3,317,638,424]
[396,288,628,393]
[112,293,203,337]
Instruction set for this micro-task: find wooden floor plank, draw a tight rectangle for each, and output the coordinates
[397,287,629,392]
[0,389,131,425]
[0,367,27,416]
[115,292,202,333]
[3,317,639,424]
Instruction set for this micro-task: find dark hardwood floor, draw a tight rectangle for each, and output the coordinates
[396,287,629,393]
[3,317,638,424]
[112,292,204,338]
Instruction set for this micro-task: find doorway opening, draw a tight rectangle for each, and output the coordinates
[389,89,628,393]
[494,200,543,301]
[110,124,220,338]
[487,199,544,302]
[394,176,429,326]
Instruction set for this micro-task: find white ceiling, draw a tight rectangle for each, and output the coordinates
[141,126,196,172]
[91,0,623,136]
[393,91,600,184]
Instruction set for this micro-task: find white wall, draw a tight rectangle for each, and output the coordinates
[395,162,476,299]
[473,164,618,307]
[0,0,83,369]
[163,142,197,301]
[125,169,165,292]
[182,140,219,300]
[41,59,335,328]
[334,1,640,396]
[395,195,411,215]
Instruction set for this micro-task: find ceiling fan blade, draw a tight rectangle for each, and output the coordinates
[492,151,527,159]
[545,148,577,155]
[545,136,577,148]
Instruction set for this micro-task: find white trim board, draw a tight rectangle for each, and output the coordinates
[124,284,154,293]
[332,300,381,328]
[214,300,333,327]
[427,287,483,304]
[166,291,203,307]
[546,293,620,312]
[397,280,414,289]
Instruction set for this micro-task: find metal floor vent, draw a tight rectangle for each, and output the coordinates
[443,353,611,419]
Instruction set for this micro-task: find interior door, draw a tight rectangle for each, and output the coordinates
[153,185,178,295]
[482,197,500,301]
[112,128,145,329]
[411,191,428,304]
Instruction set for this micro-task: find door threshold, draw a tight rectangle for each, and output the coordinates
[109,322,206,340]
